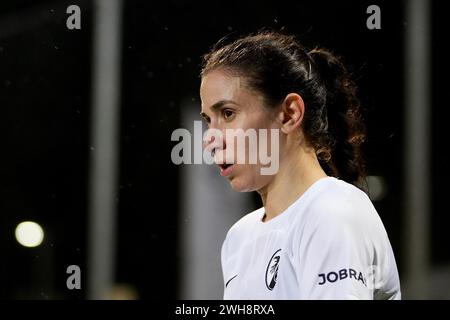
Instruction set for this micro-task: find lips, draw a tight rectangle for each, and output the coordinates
[218,163,234,177]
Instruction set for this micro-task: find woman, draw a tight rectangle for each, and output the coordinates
[199,31,401,300]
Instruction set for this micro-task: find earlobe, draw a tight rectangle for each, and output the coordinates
[280,93,305,134]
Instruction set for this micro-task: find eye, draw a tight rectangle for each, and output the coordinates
[223,109,234,120]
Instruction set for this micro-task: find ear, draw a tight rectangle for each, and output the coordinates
[278,93,305,134]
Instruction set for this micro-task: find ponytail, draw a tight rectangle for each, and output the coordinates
[308,48,366,186]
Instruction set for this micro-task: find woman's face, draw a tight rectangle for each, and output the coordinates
[200,69,282,192]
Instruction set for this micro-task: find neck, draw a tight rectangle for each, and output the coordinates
[257,146,327,222]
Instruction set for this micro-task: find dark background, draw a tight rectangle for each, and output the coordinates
[0,0,447,299]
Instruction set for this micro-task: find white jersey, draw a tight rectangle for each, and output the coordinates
[221,176,401,300]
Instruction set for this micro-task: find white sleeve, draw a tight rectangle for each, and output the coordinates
[296,206,374,300]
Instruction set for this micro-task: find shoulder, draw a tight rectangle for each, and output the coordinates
[221,207,263,261]
[303,178,381,236]
[225,207,264,241]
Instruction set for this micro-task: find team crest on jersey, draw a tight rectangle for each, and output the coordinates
[265,249,281,290]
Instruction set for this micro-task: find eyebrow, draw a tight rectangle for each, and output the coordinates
[200,99,239,119]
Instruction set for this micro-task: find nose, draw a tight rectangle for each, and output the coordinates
[203,128,225,158]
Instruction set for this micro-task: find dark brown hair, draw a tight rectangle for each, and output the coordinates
[201,31,366,186]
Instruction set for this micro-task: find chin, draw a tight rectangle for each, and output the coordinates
[229,177,255,192]
[226,165,271,192]
[228,175,266,193]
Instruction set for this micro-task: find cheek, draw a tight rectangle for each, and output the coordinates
[223,108,282,166]
[247,113,275,131]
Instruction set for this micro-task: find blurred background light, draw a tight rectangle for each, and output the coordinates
[15,221,44,248]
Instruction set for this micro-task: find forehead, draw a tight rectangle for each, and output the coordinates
[200,70,243,107]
